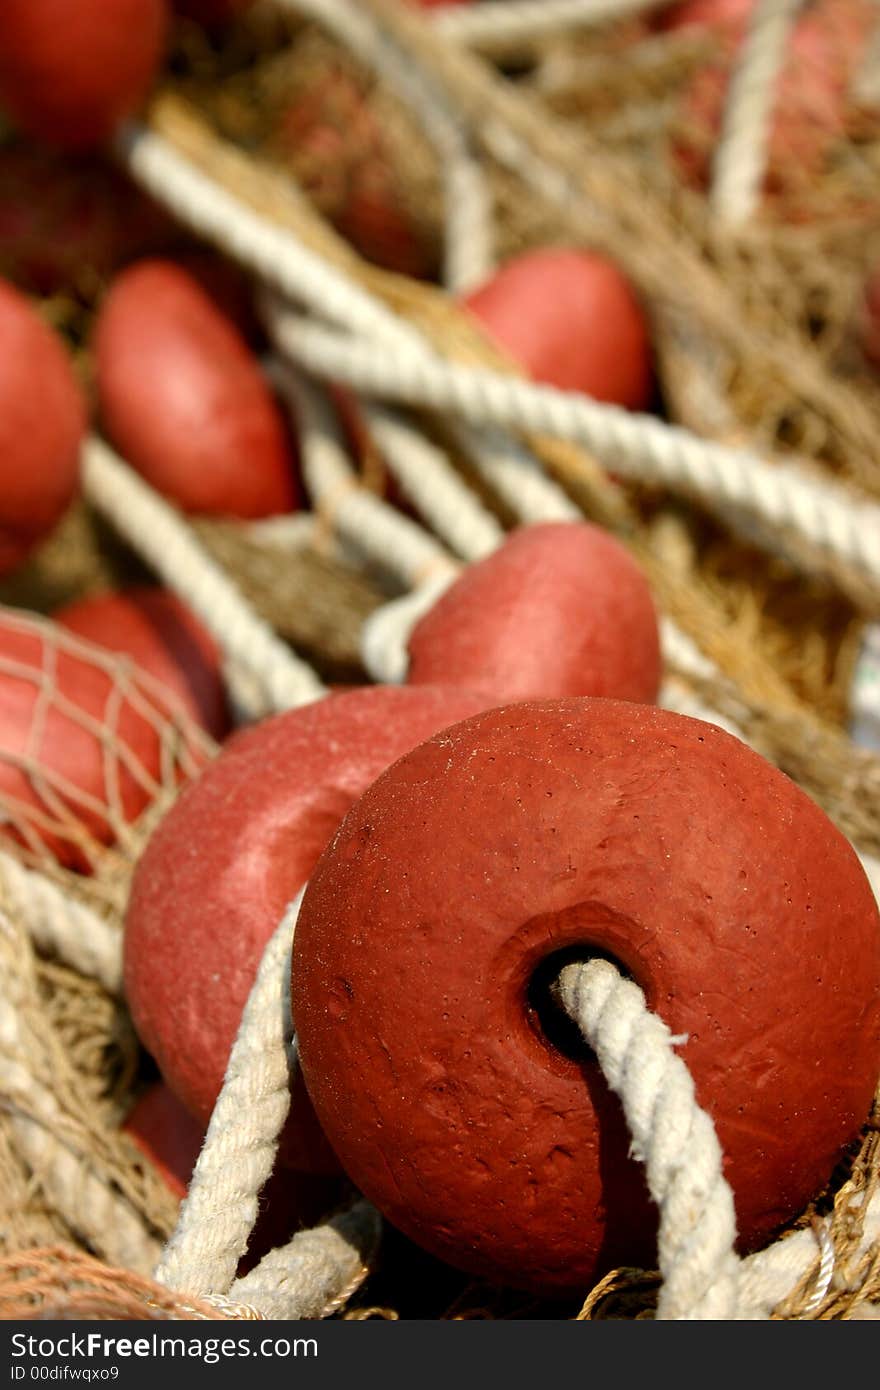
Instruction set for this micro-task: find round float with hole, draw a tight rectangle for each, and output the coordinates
[292,698,880,1293]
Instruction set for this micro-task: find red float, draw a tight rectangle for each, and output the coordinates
[293,698,880,1293]
[55,588,229,740]
[94,261,298,519]
[463,248,652,409]
[0,0,168,151]
[124,683,491,1170]
[123,1082,203,1201]
[407,522,662,705]
[0,612,210,871]
[0,280,85,577]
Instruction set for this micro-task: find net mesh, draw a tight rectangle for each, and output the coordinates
[0,607,215,913]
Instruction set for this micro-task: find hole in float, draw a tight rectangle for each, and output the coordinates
[525,946,633,1066]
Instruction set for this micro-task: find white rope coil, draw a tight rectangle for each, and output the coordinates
[710,0,803,226]
[226,1201,380,1320]
[0,852,122,996]
[737,1188,880,1318]
[118,123,594,549]
[268,309,880,588]
[82,437,326,717]
[116,123,420,354]
[119,122,880,598]
[153,893,303,1295]
[246,512,320,551]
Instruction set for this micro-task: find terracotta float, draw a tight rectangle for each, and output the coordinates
[293,698,880,1293]
[0,279,85,577]
[124,683,491,1170]
[407,522,662,705]
[0,0,168,151]
[94,260,299,519]
[55,588,230,740]
[463,248,653,409]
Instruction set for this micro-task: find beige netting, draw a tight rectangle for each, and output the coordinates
[0,1248,231,1322]
[0,607,215,918]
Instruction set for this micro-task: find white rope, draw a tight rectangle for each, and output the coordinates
[118,126,562,542]
[246,512,320,550]
[226,1201,380,1320]
[275,0,493,292]
[268,308,880,587]
[736,1189,880,1318]
[360,571,459,684]
[362,406,503,560]
[152,894,302,1294]
[451,421,581,524]
[557,958,742,1318]
[153,890,381,1316]
[82,437,326,717]
[115,123,421,354]
[558,955,880,1318]
[710,0,803,226]
[118,123,880,595]
[0,852,122,996]
[428,0,670,50]
[273,368,459,589]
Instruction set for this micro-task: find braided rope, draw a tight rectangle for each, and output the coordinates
[557,958,742,1319]
[558,956,880,1318]
[363,406,503,560]
[710,0,803,225]
[111,121,659,570]
[152,895,303,1294]
[276,0,495,293]
[451,422,582,525]
[226,1202,380,1320]
[116,123,419,352]
[82,438,326,717]
[274,369,459,588]
[361,0,880,481]
[153,890,381,1317]
[118,120,880,599]
[246,512,320,550]
[737,1190,880,1318]
[269,309,880,589]
[0,852,122,996]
